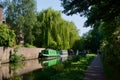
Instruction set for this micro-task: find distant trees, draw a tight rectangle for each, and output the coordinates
[0,24,16,47]
[80,26,103,53]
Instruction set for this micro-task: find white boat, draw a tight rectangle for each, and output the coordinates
[60,50,68,57]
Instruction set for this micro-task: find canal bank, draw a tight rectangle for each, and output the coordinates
[0,54,95,80]
[0,56,68,80]
[0,47,45,63]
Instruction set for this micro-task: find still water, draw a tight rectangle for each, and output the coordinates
[0,57,68,80]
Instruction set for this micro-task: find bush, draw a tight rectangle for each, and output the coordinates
[10,53,25,63]
[0,24,16,47]
[24,43,36,48]
[15,45,21,49]
[10,48,25,63]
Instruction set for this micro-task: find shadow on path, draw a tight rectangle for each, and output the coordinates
[84,54,105,80]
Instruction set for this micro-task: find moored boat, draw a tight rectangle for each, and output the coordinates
[40,49,60,57]
[60,50,68,57]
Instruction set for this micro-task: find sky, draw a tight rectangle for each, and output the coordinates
[36,0,91,36]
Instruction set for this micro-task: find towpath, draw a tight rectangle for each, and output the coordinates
[84,54,105,80]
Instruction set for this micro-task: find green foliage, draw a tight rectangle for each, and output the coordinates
[32,54,96,80]
[80,26,103,53]
[7,54,96,80]
[0,24,16,47]
[14,45,21,49]
[24,43,36,48]
[5,0,36,45]
[10,48,25,63]
[100,20,120,80]
[101,27,120,69]
[32,21,42,47]
[3,0,81,49]
[99,17,120,71]
[102,57,120,80]
[60,0,120,26]
[10,53,25,63]
[60,0,120,77]
[21,54,95,80]
[33,8,80,49]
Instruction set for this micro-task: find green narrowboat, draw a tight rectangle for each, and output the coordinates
[40,49,60,57]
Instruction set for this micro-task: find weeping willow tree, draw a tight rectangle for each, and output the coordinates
[35,8,60,48]
[33,8,80,49]
[68,22,80,48]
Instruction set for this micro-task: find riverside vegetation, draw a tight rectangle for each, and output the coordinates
[10,47,25,63]
[22,54,96,80]
[2,0,120,79]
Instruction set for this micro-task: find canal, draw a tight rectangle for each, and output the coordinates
[0,56,68,80]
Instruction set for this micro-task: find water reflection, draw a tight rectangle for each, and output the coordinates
[0,56,68,80]
[42,58,60,67]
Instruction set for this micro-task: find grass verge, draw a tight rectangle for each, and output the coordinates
[33,54,96,80]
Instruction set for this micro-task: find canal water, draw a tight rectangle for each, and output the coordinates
[0,57,68,80]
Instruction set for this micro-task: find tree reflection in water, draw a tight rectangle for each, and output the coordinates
[1,57,66,80]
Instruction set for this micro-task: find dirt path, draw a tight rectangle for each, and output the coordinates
[84,54,105,80]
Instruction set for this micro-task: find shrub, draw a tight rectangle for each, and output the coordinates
[0,24,16,47]
[10,48,25,63]
[24,43,36,48]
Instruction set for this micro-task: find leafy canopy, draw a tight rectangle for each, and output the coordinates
[0,24,16,47]
[60,0,120,26]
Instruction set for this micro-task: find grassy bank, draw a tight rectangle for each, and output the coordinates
[33,54,96,80]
